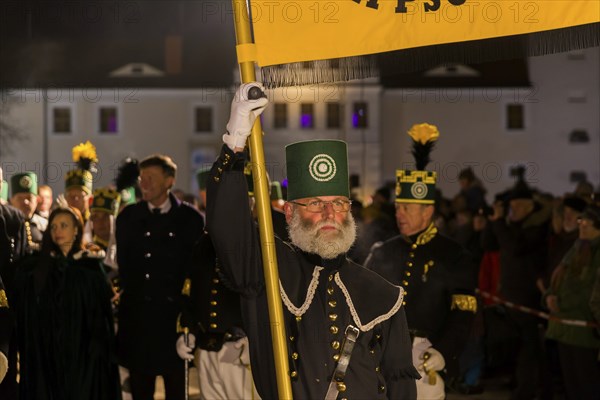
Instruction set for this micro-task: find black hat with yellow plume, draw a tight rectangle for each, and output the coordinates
[65,141,97,193]
[396,123,439,205]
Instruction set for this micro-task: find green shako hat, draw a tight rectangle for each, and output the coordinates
[91,188,121,216]
[0,180,7,202]
[396,123,439,205]
[285,140,349,201]
[11,172,38,196]
[115,157,139,206]
[270,181,283,201]
[195,166,211,191]
[66,141,97,193]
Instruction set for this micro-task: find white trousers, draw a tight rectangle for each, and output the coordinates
[197,337,261,400]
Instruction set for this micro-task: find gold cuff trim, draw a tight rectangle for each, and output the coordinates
[451,294,477,313]
[181,278,191,296]
[0,290,9,308]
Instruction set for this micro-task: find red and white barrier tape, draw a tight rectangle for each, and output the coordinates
[476,289,599,328]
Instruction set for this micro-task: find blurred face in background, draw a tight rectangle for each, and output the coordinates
[90,210,112,241]
[11,192,38,219]
[37,186,53,214]
[66,187,91,214]
[562,206,582,233]
[578,217,600,241]
[508,199,535,222]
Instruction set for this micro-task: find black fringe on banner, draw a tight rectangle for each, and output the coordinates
[260,23,599,88]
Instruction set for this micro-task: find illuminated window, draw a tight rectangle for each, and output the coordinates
[99,107,118,134]
[352,102,368,128]
[300,103,314,129]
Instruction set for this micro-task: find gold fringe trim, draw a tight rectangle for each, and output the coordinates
[451,294,477,313]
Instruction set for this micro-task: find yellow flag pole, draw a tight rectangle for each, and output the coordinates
[231,1,293,399]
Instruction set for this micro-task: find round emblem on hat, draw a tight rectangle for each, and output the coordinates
[411,182,428,199]
[308,154,337,182]
[20,176,33,189]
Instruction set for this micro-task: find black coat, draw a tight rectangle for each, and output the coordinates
[0,275,11,360]
[116,193,204,374]
[365,226,478,378]
[0,204,26,295]
[13,252,121,400]
[207,145,419,400]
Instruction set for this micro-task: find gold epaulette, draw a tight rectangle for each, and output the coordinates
[450,294,477,313]
[0,290,9,308]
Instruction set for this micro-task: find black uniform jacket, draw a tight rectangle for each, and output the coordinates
[187,232,245,351]
[116,193,204,374]
[365,225,478,378]
[207,145,418,400]
[0,275,11,362]
[13,252,121,400]
[0,204,26,295]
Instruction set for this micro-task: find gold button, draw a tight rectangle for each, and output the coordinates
[328,274,334,281]
[213,176,220,182]
[333,354,340,361]
[210,312,217,317]
[210,301,217,306]
[331,341,340,350]
[215,267,220,273]
[329,313,338,321]
[411,244,417,249]
[327,287,334,295]
[210,323,217,329]
[375,366,380,372]
[402,301,406,306]
[407,262,413,267]
[402,280,409,286]
[370,349,375,354]
[409,252,415,258]
[211,289,218,295]
[328,300,337,308]
[296,316,302,322]
[292,352,299,360]
[405,271,411,277]
[428,260,435,266]
[379,385,385,393]
[290,371,297,378]
[337,382,346,392]
[330,326,339,335]
[212,278,219,284]
[376,334,381,339]
[289,336,295,342]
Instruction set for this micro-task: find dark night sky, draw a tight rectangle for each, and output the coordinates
[0,0,238,88]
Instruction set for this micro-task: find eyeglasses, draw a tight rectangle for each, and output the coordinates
[290,199,352,213]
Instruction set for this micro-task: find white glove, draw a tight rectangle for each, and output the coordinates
[233,336,251,366]
[0,351,8,384]
[419,347,445,372]
[223,82,268,150]
[175,333,196,361]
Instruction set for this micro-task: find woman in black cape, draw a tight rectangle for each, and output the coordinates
[14,206,121,400]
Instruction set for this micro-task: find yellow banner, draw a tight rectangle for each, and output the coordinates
[250,0,599,67]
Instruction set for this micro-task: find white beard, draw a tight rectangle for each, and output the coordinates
[287,209,357,259]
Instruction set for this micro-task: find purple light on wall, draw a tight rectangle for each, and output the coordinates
[108,116,117,132]
[352,113,359,127]
[300,114,313,128]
